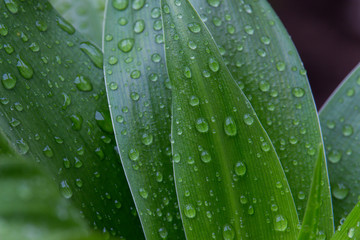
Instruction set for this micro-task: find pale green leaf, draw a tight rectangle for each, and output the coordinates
[162,0,299,239]
[320,63,360,225]
[331,202,360,240]
[103,0,184,239]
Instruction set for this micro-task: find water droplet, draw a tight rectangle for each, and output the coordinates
[244,25,254,35]
[59,180,73,199]
[158,227,168,239]
[43,145,54,158]
[108,56,118,65]
[209,57,220,72]
[16,55,34,79]
[342,124,353,137]
[223,224,235,240]
[276,61,286,71]
[243,114,254,126]
[139,188,148,199]
[4,0,18,14]
[201,150,211,163]
[207,0,221,7]
[292,87,305,98]
[35,20,48,32]
[80,42,103,69]
[224,117,237,136]
[234,161,246,176]
[151,7,161,18]
[1,73,16,90]
[118,38,135,53]
[274,215,288,231]
[16,139,29,155]
[112,0,128,10]
[188,40,197,50]
[56,17,75,34]
[195,118,209,133]
[184,66,192,79]
[348,227,355,238]
[132,0,145,10]
[74,75,93,92]
[142,133,153,145]
[259,80,270,92]
[133,19,145,34]
[189,95,200,106]
[328,150,342,163]
[0,24,8,36]
[95,111,113,133]
[173,153,181,163]
[130,70,141,79]
[129,148,139,161]
[188,22,201,33]
[332,183,349,200]
[184,204,196,218]
[151,53,161,63]
[70,114,83,130]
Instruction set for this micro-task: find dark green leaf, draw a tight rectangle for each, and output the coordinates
[320,63,360,225]
[298,144,333,239]
[103,0,184,239]
[0,130,102,240]
[0,1,142,238]
[189,0,333,231]
[162,0,299,239]
[331,202,360,240]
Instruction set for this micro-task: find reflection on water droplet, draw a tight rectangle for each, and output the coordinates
[184,204,196,218]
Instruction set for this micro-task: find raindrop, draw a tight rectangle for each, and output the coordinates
[184,204,196,218]
[223,224,235,240]
[129,148,139,161]
[188,23,201,33]
[332,183,349,200]
[112,0,128,10]
[195,118,209,133]
[74,75,93,92]
[16,55,34,79]
[56,17,75,34]
[134,19,145,33]
[224,117,237,136]
[274,215,288,232]
[208,57,220,72]
[292,87,305,98]
[59,180,73,199]
[234,161,246,176]
[118,38,135,53]
[80,42,103,69]
[139,188,148,199]
[1,73,16,90]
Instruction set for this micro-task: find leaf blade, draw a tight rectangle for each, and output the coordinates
[320,63,360,225]
[0,0,142,238]
[103,1,184,239]
[162,0,299,239]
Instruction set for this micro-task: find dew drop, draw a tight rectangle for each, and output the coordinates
[4,0,18,14]
[342,124,353,137]
[118,38,135,53]
[195,118,209,133]
[261,142,270,152]
[70,114,83,131]
[134,19,145,33]
[207,0,221,7]
[243,114,254,126]
[332,183,349,200]
[158,227,168,239]
[276,61,286,72]
[43,145,54,158]
[187,22,201,33]
[95,111,113,133]
[59,180,73,199]
[132,0,145,10]
[201,150,211,163]
[80,42,103,69]
[259,80,270,92]
[1,73,16,90]
[223,224,235,240]
[56,17,75,34]
[208,57,220,72]
[224,117,237,136]
[74,75,93,92]
[129,148,139,161]
[274,215,288,231]
[184,66,192,79]
[16,55,34,79]
[184,204,196,218]
[234,161,246,176]
[0,24,8,36]
[142,133,153,145]
[35,20,48,32]
[139,188,148,199]
[328,150,342,163]
[112,0,128,10]
[292,87,305,98]
[189,95,200,106]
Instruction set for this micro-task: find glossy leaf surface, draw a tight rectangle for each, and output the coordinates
[331,201,360,240]
[103,0,184,239]
[0,0,142,238]
[320,63,360,225]
[162,0,299,239]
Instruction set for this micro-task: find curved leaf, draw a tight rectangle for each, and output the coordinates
[162,0,299,239]
[189,0,333,231]
[0,130,102,240]
[320,63,360,225]
[0,0,142,238]
[49,0,105,46]
[331,202,360,240]
[103,1,184,239]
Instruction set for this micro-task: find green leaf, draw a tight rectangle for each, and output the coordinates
[320,63,360,225]
[0,130,102,240]
[49,0,105,46]
[189,0,333,230]
[103,1,184,239]
[0,1,142,238]
[162,0,299,239]
[331,202,360,240]
[298,144,333,239]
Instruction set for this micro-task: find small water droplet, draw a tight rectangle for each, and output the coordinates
[35,20,48,32]
[118,38,135,53]
[201,150,211,163]
[139,188,148,199]
[224,117,237,136]
[158,227,168,239]
[184,204,196,218]
[16,55,34,79]
[234,161,246,176]
[129,148,139,161]
[276,61,286,71]
[332,183,349,200]
[56,17,75,34]
[132,0,145,10]
[328,150,342,163]
[1,73,16,90]
[134,19,145,33]
[188,22,201,33]
[142,133,153,145]
[4,0,18,14]
[274,215,288,231]
[292,87,305,98]
[74,75,93,92]
[243,114,254,126]
[112,0,128,10]
[59,180,73,199]
[195,118,209,133]
[80,42,103,69]
[342,124,353,137]
[223,224,235,240]
[208,57,220,72]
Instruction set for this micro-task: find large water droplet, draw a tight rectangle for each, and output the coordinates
[224,117,237,136]
[274,215,288,231]
[184,204,196,218]
[134,19,145,33]
[80,42,103,69]
[4,0,18,14]
[59,180,73,199]
[16,55,34,79]
[118,38,135,53]
[195,118,209,133]
[132,0,145,10]
[112,0,128,10]
[223,224,235,240]
[74,75,93,92]
[342,124,353,137]
[332,183,349,200]
[292,87,305,98]
[142,133,153,145]
[56,17,75,34]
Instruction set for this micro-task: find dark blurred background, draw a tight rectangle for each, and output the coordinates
[268,0,360,108]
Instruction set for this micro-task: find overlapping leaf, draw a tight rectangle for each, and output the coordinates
[103,0,184,239]
[189,0,333,232]
[331,201,360,240]
[162,0,299,239]
[0,130,102,240]
[0,0,142,238]
[320,63,360,225]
